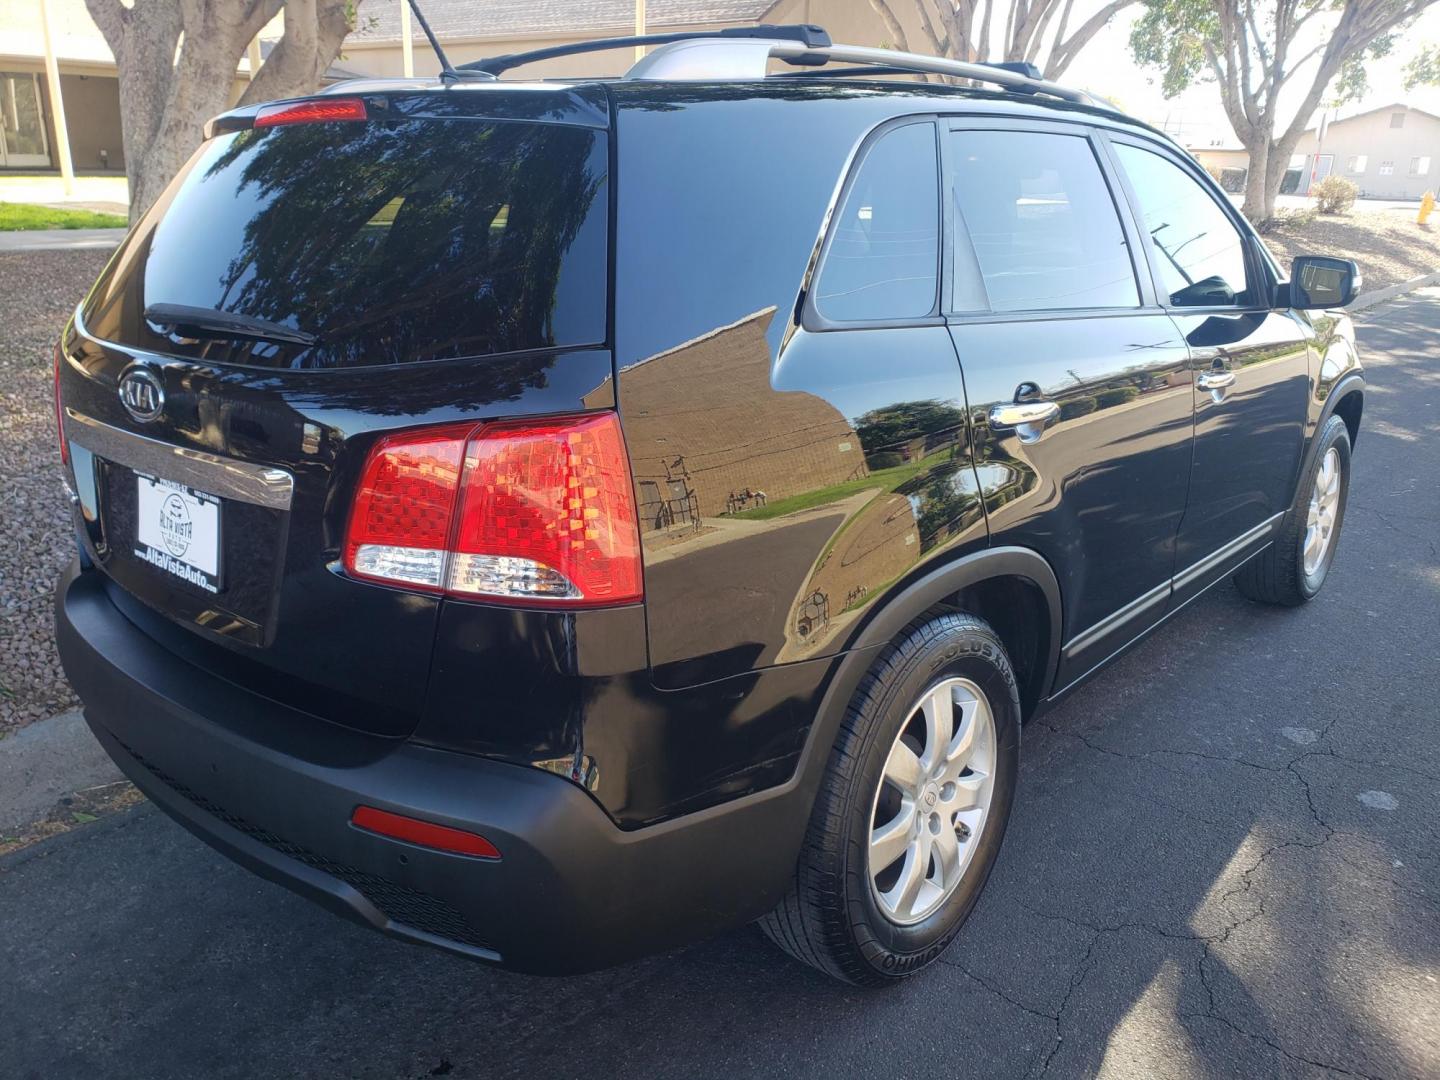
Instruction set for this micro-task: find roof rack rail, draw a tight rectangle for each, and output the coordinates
[624,38,1105,108]
[458,24,831,77]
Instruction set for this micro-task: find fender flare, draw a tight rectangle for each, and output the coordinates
[1299,372,1365,495]
[791,546,1063,804]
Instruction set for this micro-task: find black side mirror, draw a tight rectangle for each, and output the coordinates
[1288,256,1361,309]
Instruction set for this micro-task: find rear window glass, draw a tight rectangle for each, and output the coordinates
[82,118,608,369]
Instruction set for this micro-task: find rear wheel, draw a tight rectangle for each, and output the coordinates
[760,612,1020,985]
[1234,416,1351,606]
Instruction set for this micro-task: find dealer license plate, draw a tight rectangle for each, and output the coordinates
[133,473,222,593]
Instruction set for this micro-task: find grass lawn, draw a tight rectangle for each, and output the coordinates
[0,202,127,231]
[731,452,937,521]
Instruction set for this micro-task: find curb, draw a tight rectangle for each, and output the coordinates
[0,227,126,253]
[1350,269,1440,312]
[0,710,122,832]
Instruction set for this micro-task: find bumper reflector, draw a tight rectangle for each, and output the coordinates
[351,805,501,860]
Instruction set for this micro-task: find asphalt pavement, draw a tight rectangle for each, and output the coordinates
[3,293,1437,1080]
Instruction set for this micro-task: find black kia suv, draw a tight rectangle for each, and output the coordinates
[53,28,1365,985]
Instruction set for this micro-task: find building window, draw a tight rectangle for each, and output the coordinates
[1379,160,1395,175]
[1411,156,1431,176]
[1347,155,1367,174]
[1390,112,1405,129]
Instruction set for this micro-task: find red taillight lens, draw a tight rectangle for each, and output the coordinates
[352,805,500,860]
[254,97,367,129]
[54,341,68,466]
[343,412,643,607]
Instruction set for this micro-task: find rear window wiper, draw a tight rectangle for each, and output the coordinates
[144,303,317,347]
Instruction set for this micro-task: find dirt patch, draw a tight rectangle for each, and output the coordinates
[1261,208,1440,292]
[0,249,109,735]
[0,779,144,857]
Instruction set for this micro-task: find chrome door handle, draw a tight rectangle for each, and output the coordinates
[989,400,1059,443]
[1196,371,1236,391]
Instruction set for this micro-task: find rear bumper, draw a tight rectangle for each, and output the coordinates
[54,560,809,973]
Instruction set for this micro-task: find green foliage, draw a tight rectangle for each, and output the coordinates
[0,202,127,231]
[1312,175,1358,215]
[1404,44,1440,90]
[853,399,966,456]
[1129,0,1217,97]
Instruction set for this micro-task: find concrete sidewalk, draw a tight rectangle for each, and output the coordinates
[0,228,125,253]
[0,710,120,833]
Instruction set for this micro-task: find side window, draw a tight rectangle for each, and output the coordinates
[1113,143,1251,308]
[948,129,1139,312]
[813,122,939,322]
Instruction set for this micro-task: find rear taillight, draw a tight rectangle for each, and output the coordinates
[343,412,643,607]
[53,341,68,466]
[254,97,367,129]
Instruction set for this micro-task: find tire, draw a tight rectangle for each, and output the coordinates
[760,612,1021,985]
[1234,415,1351,606]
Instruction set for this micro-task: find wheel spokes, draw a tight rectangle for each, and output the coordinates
[870,803,914,872]
[920,685,954,771]
[883,739,922,793]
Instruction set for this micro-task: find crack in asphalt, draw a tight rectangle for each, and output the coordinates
[996,718,1406,1078]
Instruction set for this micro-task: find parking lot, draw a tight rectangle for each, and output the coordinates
[2,291,1437,1079]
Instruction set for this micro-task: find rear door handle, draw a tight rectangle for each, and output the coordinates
[989,400,1059,442]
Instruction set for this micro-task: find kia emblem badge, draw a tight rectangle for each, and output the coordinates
[118,368,165,423]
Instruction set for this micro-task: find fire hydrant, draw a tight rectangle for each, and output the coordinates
[1419,191,1435,225]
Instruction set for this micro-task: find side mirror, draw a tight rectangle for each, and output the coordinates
[1288,256,1362,309]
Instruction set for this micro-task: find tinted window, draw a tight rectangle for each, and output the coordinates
[1114,143,1250,307]
[83,119,608,369]
[813,122,939,321]
[950,130,1138,312]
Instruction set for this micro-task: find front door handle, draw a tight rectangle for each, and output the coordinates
[1196,371,1236,391]
[989,400,1060,442]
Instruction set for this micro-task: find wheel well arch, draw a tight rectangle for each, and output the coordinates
[1332,387,1363,449]
[843,547,1063,722]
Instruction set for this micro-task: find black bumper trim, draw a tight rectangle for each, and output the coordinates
[55,560,821,973]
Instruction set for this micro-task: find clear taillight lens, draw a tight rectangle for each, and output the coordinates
[343,413,643,607]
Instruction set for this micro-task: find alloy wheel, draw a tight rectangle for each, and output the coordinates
[1304,447,1341,576]
[867,677,997,926]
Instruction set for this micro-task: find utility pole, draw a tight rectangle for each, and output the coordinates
[635,0,647,62]
[400,0,415,77]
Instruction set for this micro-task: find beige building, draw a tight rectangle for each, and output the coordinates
[1191,103,1440,201]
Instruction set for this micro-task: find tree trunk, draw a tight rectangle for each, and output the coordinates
[1241,139,1272,224]
[85,0,351,223]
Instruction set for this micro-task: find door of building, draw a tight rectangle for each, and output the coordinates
[0,73,52,168]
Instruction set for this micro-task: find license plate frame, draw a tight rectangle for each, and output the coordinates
[133,472,223,594]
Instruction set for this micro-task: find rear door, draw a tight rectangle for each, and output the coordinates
[1105,135,1309,603]
[58,94,612,736]
[943,119,1195,689]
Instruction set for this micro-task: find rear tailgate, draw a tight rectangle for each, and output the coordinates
[57,87,612,737]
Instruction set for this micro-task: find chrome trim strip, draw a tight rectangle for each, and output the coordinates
[1172,512,1284,592]
[64,410,294,511]
[1063,578,1171,662]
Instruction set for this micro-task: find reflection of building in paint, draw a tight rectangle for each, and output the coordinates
[607,309,864,530]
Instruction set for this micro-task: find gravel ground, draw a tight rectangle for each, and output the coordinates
[1263,208,1438,291]
[0,249,107,735]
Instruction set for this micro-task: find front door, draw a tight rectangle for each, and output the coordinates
[1106,136,1309,602]
[944,121,1196,689]
[0,73,51,168]
[1309,153,1335,192]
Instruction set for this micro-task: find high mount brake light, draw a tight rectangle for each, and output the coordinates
[254,97,367,129]
[343,413,643,607]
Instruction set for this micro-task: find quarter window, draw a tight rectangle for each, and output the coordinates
[1114,143,1250,307]
[948,130,1139,312]
[813,122,939,322]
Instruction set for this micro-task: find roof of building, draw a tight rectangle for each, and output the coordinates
[1308,102,1440,131]
[352,0,780,44]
